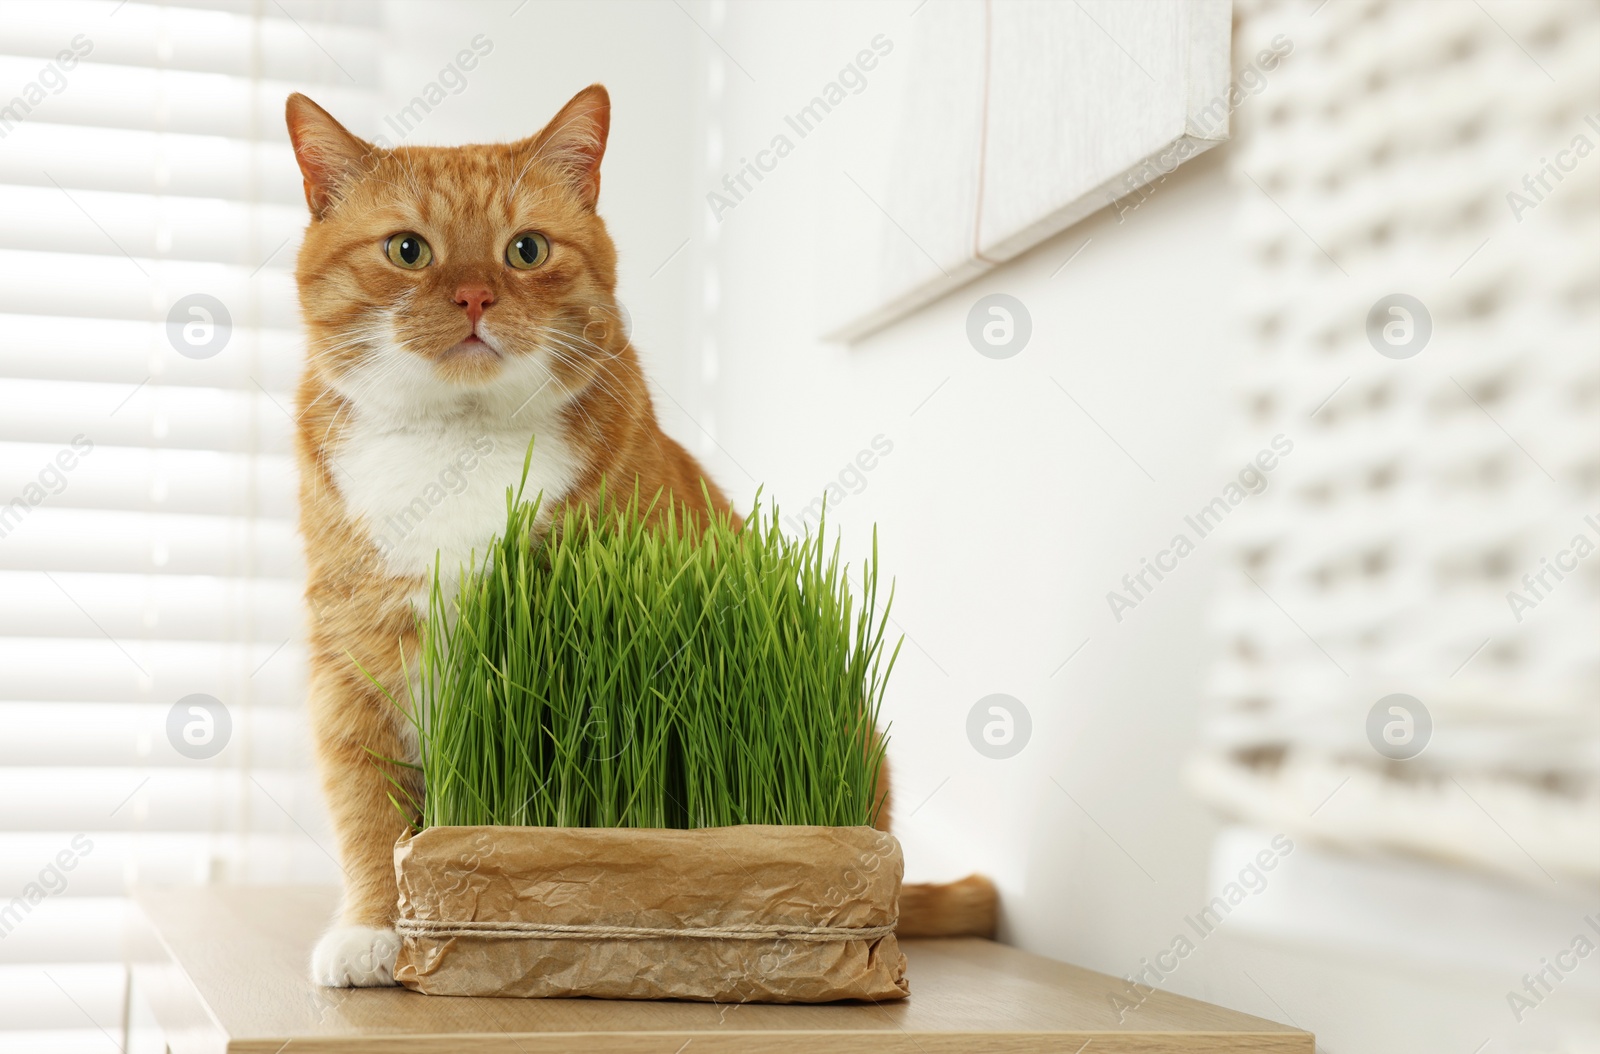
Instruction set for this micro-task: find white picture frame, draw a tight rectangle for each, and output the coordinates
[821,0,1233,342]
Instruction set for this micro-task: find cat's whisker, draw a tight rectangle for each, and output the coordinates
[535,337,674,467]
[538,339,632,413]
[539,331,637,407]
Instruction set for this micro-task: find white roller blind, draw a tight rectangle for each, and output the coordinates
[0,3,379,1048]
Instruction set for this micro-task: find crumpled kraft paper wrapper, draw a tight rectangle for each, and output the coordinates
[393,824,909,1002]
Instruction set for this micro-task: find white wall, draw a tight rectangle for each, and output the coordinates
[690,4,1597,1053]
[699,0,1243,1003]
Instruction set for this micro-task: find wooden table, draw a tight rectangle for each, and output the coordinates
[129,886,1313,1053]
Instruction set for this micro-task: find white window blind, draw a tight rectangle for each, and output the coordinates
[1190,0,1600,889]
[0,3,380,1048]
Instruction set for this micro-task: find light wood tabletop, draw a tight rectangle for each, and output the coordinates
[129,885,1314,1053]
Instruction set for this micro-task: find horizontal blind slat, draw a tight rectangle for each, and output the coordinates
[0,572,300,642]
[153,0,384,28]
[0,379,296,453]
[0,508,302,575]
[0,1031,129,1052]
[0,182,306,266]
[0,897,125,964]
[0,768,325,832]
[1,0,382,77]
[0,122,305,202]
[0,313,301,391]
[0,637,306,703]
[0,702,309,768]
[0,964,126,1034]
[0,832,334,894]
[0,248,299,327]
[0,57,382,140]
[0,442,295,518]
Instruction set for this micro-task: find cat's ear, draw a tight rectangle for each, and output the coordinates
[526,84,611,209]
[286,93,376,219]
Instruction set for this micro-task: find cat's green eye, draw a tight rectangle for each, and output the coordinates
[385,232,432,270]
[507,231,550,270]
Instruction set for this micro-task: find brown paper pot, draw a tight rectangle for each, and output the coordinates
[392,824,910,1002]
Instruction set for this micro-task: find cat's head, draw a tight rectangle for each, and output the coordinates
[286,85,624,418]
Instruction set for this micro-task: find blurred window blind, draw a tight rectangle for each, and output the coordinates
[0,2,377,1048]
[1191,0,1599,889]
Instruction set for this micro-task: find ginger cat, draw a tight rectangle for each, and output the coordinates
[287,85,995,987]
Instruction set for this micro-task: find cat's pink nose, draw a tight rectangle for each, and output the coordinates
[453,285,495,325]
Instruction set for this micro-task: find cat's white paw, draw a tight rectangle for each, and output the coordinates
[311,925,400,987]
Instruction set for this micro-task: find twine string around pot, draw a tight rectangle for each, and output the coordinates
[395,917,898,942]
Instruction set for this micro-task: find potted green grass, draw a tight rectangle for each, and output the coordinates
[369,459,908,1002]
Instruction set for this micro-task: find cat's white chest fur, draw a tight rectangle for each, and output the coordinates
[330,411,582,589]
